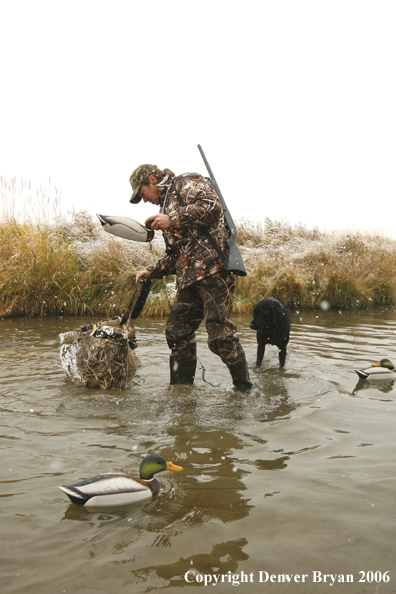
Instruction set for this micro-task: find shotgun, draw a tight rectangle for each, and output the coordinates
[197,145,247,277]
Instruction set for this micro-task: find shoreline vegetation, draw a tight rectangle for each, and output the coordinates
[1,181,395,318]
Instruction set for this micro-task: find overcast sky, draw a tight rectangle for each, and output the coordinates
[1,1,395,237]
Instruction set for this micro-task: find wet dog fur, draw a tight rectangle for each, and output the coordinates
[250,297,291,367]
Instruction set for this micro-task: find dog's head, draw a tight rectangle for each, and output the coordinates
[250,298,284,331]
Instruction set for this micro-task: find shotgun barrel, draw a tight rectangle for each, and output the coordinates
[197,145,247,277]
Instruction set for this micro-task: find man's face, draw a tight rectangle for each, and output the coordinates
[139,176,160,205]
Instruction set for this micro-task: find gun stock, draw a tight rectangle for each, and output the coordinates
[197,145,247,277]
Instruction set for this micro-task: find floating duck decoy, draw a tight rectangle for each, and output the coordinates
[97,214,154,242]
[59,454,183,509]
[355,358,396,380]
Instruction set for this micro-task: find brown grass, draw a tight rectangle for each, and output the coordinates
[1,207,395,318]
[236,219,396,311]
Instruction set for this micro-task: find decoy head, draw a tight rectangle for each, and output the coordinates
[139,454,183,481]
[373,358,395,370]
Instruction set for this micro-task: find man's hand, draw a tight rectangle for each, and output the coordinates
[136,270,151,283]
[145,214,171,231]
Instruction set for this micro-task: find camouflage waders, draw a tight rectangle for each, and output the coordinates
[166,272,251,388]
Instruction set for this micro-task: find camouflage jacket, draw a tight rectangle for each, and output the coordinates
[148,172,229,289]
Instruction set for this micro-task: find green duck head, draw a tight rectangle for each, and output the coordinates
[374,358,395,370]
[139,453,183,481]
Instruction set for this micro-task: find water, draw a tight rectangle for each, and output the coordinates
[1,308,395,594]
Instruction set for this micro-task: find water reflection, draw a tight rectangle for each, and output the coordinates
[143,538,249,588]
[351,377,395,397]
[62,499,150,523]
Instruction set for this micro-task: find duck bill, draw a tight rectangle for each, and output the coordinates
[372,361,381,367]
[166,462,183,472]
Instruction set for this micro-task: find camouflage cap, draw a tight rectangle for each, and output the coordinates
[129,164,159,204]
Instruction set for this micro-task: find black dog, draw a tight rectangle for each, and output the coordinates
[250,298,291,367]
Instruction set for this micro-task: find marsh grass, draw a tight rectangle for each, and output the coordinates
[1,204,395,318]
[0,219,82,316]
[237,219,396,311]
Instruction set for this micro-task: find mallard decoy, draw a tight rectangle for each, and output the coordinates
[59,454,183,509]
[355,358,396,380]
[97,214,154,242]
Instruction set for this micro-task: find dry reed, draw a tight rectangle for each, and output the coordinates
[1,196,395,317]
[236,219,396,311]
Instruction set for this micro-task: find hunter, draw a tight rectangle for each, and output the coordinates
[130,164,252,391]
